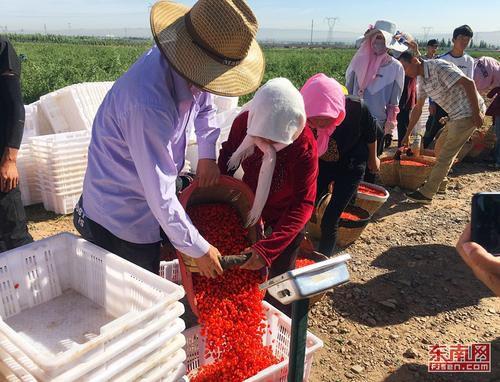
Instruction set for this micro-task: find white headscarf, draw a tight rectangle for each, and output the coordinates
[227,78,306,227]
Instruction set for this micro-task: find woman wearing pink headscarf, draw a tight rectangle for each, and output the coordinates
[302,73,379,256]
[346,20,407,154]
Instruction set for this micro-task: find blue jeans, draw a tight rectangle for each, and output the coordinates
[494,117,500,165]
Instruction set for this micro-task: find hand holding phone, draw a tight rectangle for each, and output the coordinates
[457,224,500,296]
[471,192,500,255]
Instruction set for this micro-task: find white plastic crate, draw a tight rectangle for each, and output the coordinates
[160,260,181,285]
[183,301,323,381]
[30,130,91,148]
[112,339,186,382]
[39,83,112,134]
[0,317,186,382]
[16,143,43,206]
[40,91,71,134]
[0,233,185,381]
[213,95,238,114]
[40,189,82,215]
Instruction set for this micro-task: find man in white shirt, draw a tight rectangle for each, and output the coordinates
[424,25,475,147]
[438,25,474,79]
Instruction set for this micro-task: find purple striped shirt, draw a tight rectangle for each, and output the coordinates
[82,46,219,258]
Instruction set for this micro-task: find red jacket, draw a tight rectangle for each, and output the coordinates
[218,111,318,265]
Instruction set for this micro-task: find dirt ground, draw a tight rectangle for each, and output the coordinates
[26,160,500,382]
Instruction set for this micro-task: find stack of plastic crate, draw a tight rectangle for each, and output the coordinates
[39,82,113,134]
[0,233,187,381]
[31,131,91,214]
[17,142,42,206]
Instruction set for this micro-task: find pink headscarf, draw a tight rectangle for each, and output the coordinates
[346,34,392,97]
[300,73,346,156]
[474,56,500,92]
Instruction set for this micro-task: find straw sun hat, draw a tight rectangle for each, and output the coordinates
[150,0,265,97]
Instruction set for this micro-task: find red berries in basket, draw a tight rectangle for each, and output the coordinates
[357,184,386,197]
[188,203,280,382]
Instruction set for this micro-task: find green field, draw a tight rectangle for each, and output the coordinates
[11,37,499,105]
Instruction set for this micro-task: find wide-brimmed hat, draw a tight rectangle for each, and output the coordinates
[364,20,408,53]
[150,0,265,97]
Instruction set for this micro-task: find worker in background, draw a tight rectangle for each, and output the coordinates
[0,36,33,253]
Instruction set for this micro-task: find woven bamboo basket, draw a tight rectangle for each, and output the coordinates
[307,192,332,240]
[354,182,390,216]
[379,158,399,186]
[397,157,436,191]
[336,205,371,247]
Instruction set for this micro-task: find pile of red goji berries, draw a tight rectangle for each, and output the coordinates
[340,212,362,221]
[295,258,316,268]
[187,203,279,382]
[357,184,386,197]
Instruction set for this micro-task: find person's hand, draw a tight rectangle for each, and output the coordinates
[367,156,380,173]
[0,159,19,193]
[439,116,449,125]
[240,247,267,271]
[401,133,411,147]
[383,134,393,149]
[194,245,224,278]
[472,112,484,129]
[428,103,436,116]
[196,159,220,188]
[407,40,420,56]
[456,224,500,297]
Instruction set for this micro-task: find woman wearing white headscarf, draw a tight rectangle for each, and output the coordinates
[218,78,317,282]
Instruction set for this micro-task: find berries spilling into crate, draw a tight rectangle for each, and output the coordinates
[187,203,280,382]
[295,258,316,268]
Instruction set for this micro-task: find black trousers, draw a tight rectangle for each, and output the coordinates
[0,187,33,252]
[375,120,385,157]
[316,155,366,257]
[397,108,411,147]
[424,104,448,148]
[73,197,161,274]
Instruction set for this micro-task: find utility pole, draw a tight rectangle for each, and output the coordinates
[422,26,433,42]
[310,19,314,45]
[68,22,71,34]
[325,17,339,45]
[44,24,47,34]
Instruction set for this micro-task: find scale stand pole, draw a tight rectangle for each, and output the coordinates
[288,298,310,382]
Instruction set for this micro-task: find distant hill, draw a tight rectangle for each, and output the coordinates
[9,27,500,48]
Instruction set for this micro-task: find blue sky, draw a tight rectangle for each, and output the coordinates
[3,0,500,34]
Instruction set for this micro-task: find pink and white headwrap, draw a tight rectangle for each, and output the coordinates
[346,34,392,98]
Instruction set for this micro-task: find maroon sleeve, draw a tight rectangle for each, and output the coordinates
[252,139,318,265]
[217,111,248,176]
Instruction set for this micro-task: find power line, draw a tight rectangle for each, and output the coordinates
[325,17,339,44]
[422,26,433,42]
[310,19,314,45]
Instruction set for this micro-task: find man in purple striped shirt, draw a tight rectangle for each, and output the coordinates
[73,0,265,277]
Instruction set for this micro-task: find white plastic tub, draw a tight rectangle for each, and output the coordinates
[0,233,185,380]
[40,189,82,215]
[160,260,181,285]
[183,301,323,382]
